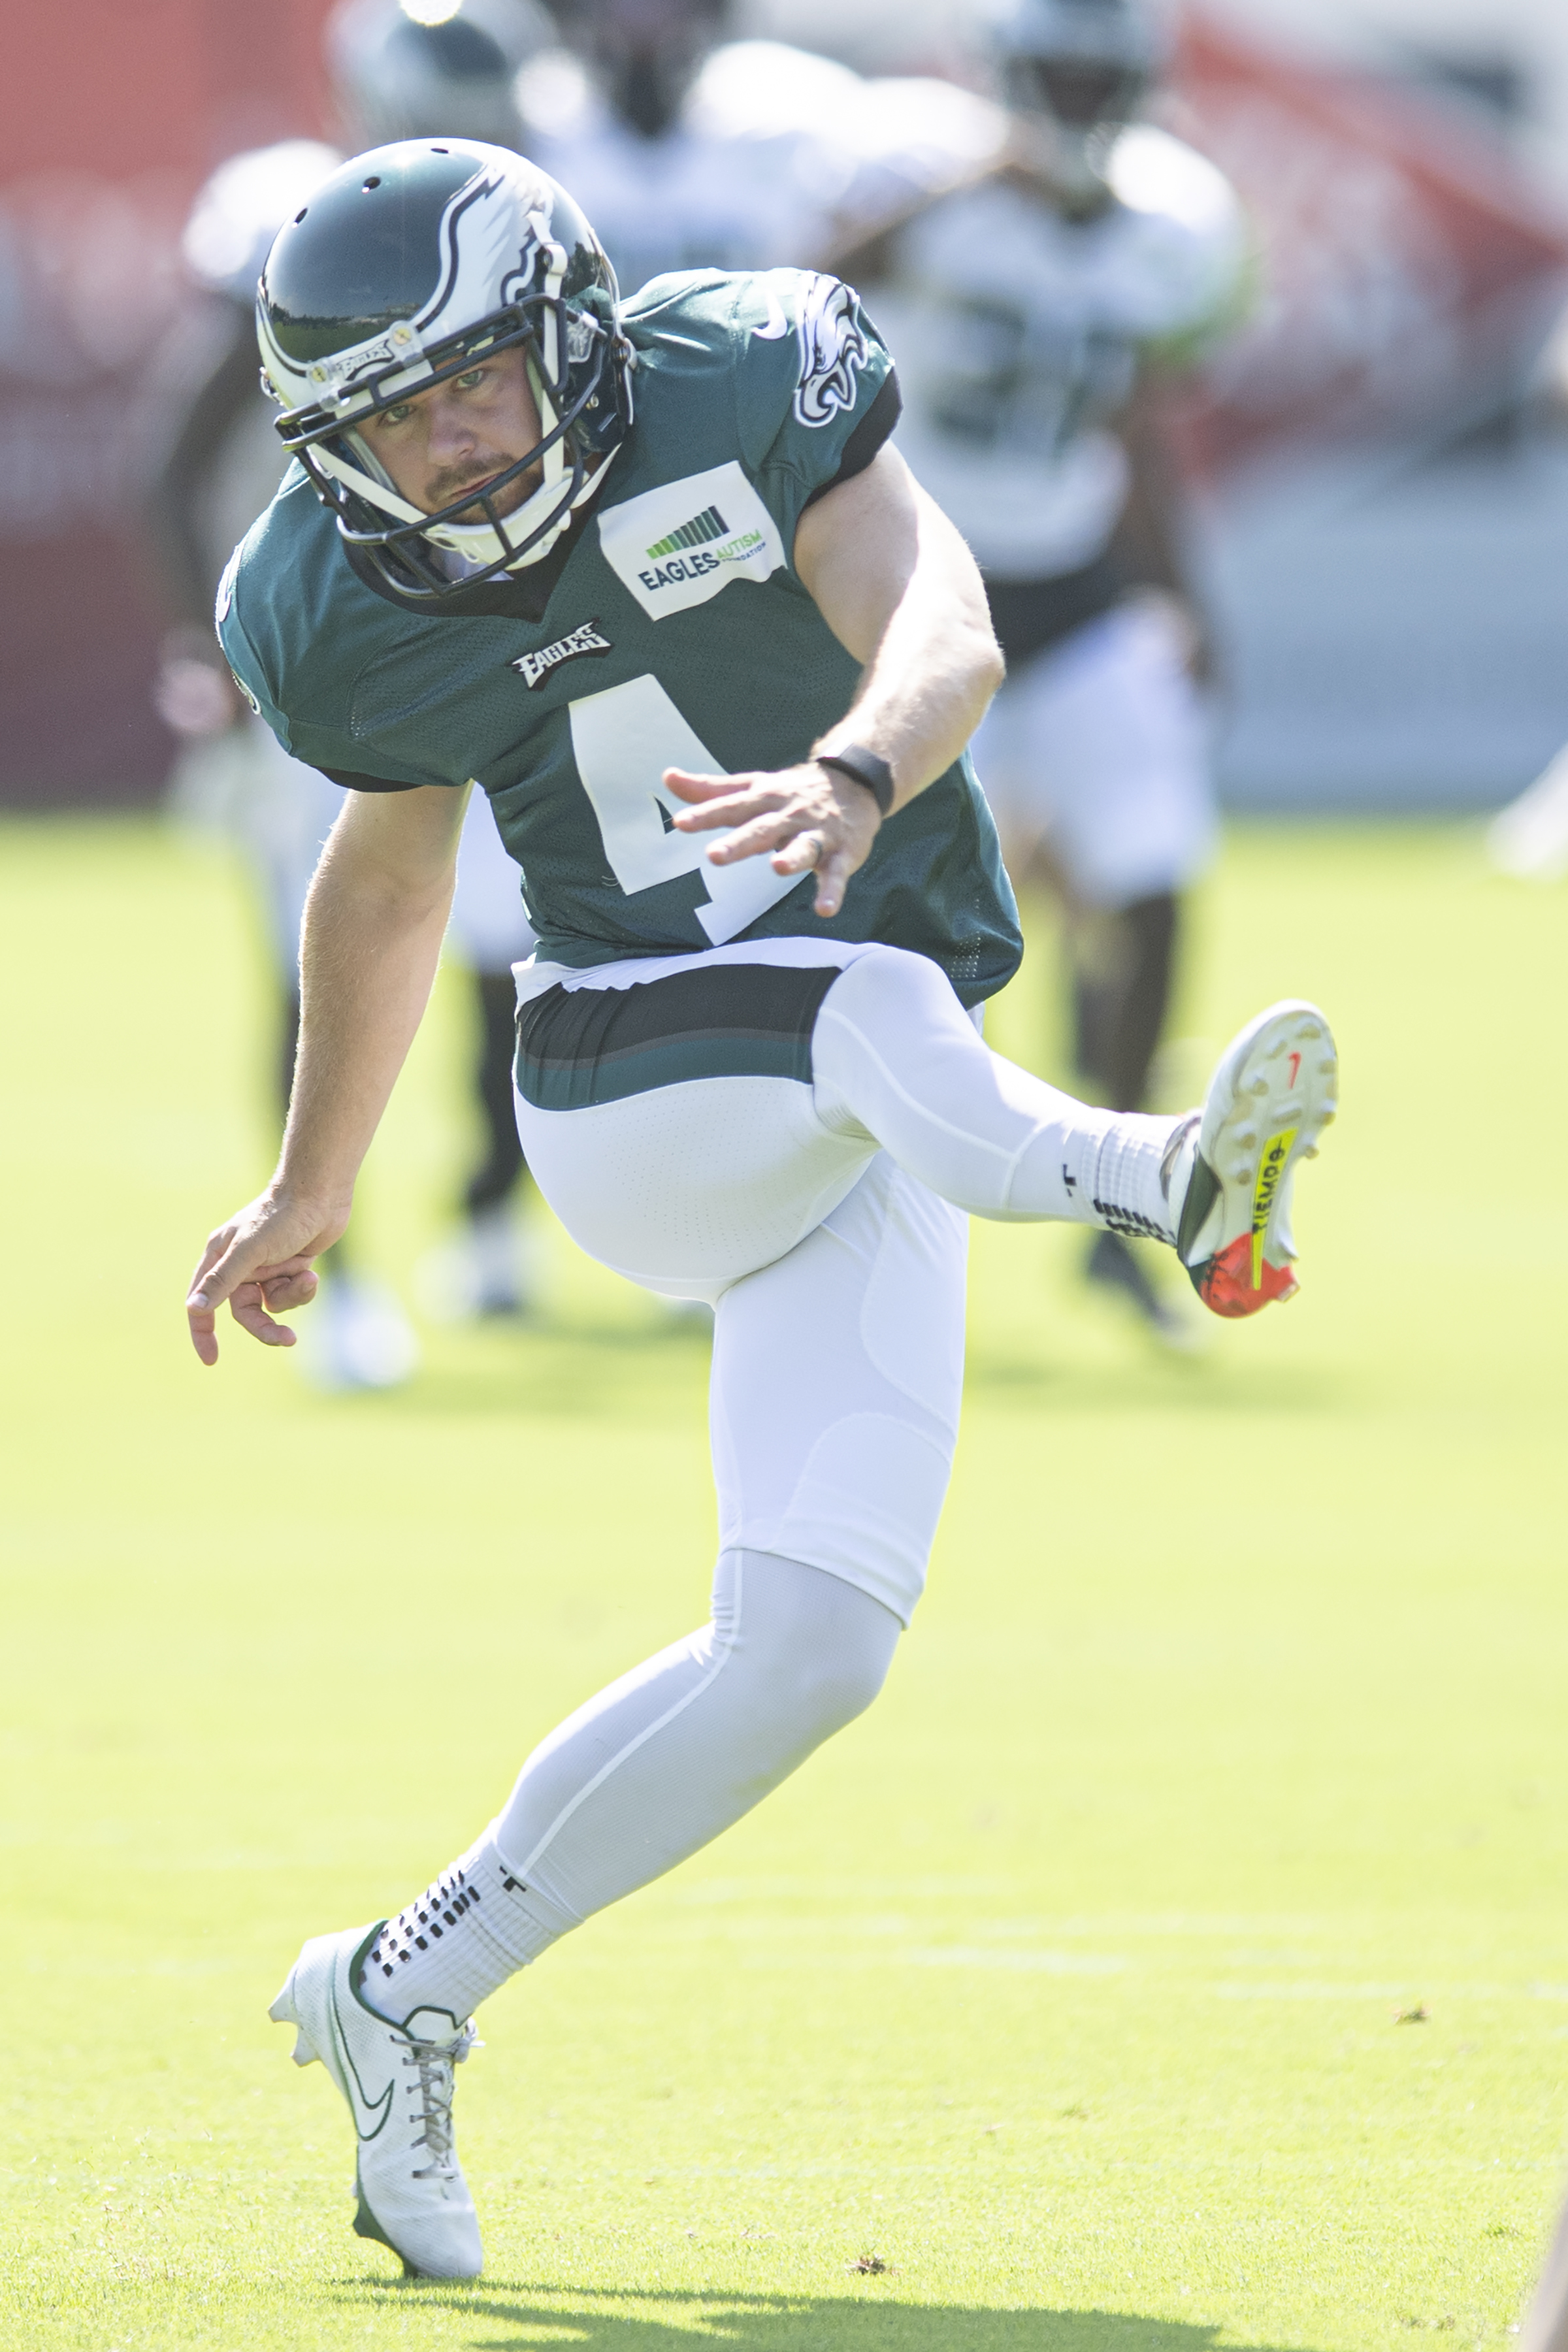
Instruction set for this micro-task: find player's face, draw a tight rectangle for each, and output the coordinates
[366,346,543,521]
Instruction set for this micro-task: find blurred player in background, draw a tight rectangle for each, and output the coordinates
[843,0,1247,1343]
[521,0,1004,297]
[148,0,554,1384]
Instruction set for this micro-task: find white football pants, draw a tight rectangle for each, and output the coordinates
[234,725,536,975]
[973,597,1217,909]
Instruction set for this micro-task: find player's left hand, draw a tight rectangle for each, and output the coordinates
[186,1192,341,1365]
[663,760,881,921]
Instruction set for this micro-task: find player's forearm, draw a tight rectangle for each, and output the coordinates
[818,522,1002,811]
[797,450,1004,815]
[274,801,460,1216]
[1111,378,1196,602]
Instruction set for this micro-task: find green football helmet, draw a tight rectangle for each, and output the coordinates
[256,138,634,598]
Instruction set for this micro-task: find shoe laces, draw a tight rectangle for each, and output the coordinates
[398,2019,478,2180]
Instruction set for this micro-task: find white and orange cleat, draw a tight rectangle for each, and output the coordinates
[1164,1001,1337,1319]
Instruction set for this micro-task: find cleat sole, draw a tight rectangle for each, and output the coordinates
[1179,1000,1337,1320]
[1191,1233,1300,1318]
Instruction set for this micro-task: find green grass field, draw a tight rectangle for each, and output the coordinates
[3,815,1567,2352]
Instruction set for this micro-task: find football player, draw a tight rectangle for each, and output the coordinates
[148,0,553,1367]
[185,140,1335,2277]
[519,0,1005,299]
[843,0,1248,1343]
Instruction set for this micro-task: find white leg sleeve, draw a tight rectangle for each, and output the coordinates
[358,1552,899,2023]
[812,945,1179,1242]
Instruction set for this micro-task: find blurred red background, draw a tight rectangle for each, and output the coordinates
[3,1,1565,808]
[0,0,337,808]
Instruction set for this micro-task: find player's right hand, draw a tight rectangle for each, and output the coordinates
[186,1193,346,1366]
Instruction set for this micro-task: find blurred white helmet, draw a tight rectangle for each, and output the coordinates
[992,0,1168,206]
[328,0,555,149]
[183,139,345,301]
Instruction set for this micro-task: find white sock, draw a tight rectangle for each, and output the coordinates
[357,1830,573,2025]
[357,1552,899,2023]
[1086,1112,1188,1246]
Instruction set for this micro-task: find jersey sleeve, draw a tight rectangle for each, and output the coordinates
[214,498,459,790]
[216,544,296,751]
[729,270,901,548]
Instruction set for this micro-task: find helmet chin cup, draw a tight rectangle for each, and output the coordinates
[255,140,632,600]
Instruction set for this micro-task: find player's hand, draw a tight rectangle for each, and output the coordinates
[1134,587,1219,689]
[154,629,242,739]
[663,760,881,921]
[185,1192,347,1366]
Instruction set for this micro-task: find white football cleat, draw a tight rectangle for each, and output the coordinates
[297,1275,420,1392]
[1164,1000,1337,1319]
[269,1923,483,2279]
[415,1205,543,1321]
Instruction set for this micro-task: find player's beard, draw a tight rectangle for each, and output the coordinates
[427,455,543,525]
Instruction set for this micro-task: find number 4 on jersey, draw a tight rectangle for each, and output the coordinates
[568,674,804,947]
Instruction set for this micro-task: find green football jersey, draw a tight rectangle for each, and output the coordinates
[218,267,1022,1006]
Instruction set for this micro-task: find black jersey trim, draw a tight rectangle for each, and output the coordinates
[801,370,902,510]
[321,766,428,792]
[515,960,845,1110]
[983,551,1128,666]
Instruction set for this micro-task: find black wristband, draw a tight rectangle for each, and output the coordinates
[816,743,895,817]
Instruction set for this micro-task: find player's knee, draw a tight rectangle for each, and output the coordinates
[792,1636,894,1739]
[733,1550,901,1740]
[824,941,957,1024]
